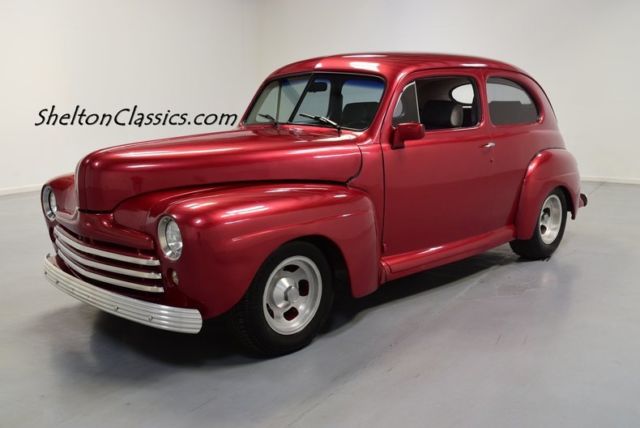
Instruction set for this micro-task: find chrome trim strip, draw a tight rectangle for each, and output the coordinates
[54,227,160,266]
[44,255,202,334]
[55,239,162,280]
[57,251,165,293]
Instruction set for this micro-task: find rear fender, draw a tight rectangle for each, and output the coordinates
[515,149,581,240]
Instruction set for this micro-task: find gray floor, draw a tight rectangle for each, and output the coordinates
[1,181,639,427]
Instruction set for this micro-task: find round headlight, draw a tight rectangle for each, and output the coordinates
[158,216,183,260]
[42,186,57,220]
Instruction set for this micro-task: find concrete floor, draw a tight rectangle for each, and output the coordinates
[1,181,639,427]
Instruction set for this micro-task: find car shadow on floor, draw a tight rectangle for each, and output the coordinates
[83,246,518,367]
[325,248,517,334]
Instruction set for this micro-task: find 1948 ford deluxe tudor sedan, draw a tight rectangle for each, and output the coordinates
[42,53,586,355]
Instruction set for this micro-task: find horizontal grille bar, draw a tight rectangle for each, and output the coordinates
[54,226,160,267]
[55,239,162,280]
[56,250,164,293]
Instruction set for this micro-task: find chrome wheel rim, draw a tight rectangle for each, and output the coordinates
[262,256,322,335]
[539,194,562,244]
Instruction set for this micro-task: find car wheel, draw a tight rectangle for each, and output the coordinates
[510,188,568,260]
[227,241,334,356]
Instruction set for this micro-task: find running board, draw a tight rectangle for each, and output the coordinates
[381,226,516,282]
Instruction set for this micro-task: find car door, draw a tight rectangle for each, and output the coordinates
[381,69,495,258]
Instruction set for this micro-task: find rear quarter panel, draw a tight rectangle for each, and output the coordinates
[516,149,581,239]
[484,69,566,228]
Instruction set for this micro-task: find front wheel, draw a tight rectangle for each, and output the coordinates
[227,241,334,356]
[510,188,568,260]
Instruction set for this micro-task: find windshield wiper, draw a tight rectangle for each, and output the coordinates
[258,113,279,128]
[299,113,341,134]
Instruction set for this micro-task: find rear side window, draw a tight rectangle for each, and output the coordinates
[487,77,538,125]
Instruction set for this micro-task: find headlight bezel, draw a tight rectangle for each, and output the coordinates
[42,186,57,220]
[157,216,183,261]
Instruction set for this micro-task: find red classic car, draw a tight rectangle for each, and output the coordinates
[42,53,586,355]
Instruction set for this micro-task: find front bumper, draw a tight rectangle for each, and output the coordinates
[44,255,202,334]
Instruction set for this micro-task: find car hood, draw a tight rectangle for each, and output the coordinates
[76,127,363,212]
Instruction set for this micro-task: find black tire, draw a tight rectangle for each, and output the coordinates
[227,241,334,356]
[510,188,568,260]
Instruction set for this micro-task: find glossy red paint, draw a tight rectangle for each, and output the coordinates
[42,52,584,321]
[76,128,362,212]
[113,183,378,316]
[515,149,581,239]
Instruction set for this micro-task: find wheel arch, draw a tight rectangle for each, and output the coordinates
[515,149,581,240]
[558,185,575,218]
[286,235,351,297]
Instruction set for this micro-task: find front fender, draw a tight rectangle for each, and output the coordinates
[115,183,379,318]
[515,149,581,240]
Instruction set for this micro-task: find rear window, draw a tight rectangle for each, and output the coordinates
[487,77,538,125]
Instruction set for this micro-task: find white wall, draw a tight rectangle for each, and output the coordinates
[0,0,260,193]
[255,0,640,183]
[2,0,639,193]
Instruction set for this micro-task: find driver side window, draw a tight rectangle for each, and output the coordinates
[393,76,481,130]
[392,82,419,126]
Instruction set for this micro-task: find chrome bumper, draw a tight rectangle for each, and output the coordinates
[44,255,202,334]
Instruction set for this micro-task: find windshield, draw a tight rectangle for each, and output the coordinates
[245,73,385,131]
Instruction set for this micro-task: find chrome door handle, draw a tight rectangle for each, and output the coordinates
[481,142,496,149]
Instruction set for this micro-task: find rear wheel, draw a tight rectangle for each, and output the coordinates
[510,188,567,260]
[228,241,334,356]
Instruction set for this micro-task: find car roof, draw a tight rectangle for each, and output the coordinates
[268,52,526,81]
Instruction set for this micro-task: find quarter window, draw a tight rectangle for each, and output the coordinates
[487,77,538,125]
[392,82,419,126]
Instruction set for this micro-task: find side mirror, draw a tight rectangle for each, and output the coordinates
[392,122,425,149]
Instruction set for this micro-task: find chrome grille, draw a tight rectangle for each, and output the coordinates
[53,226,164,293]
